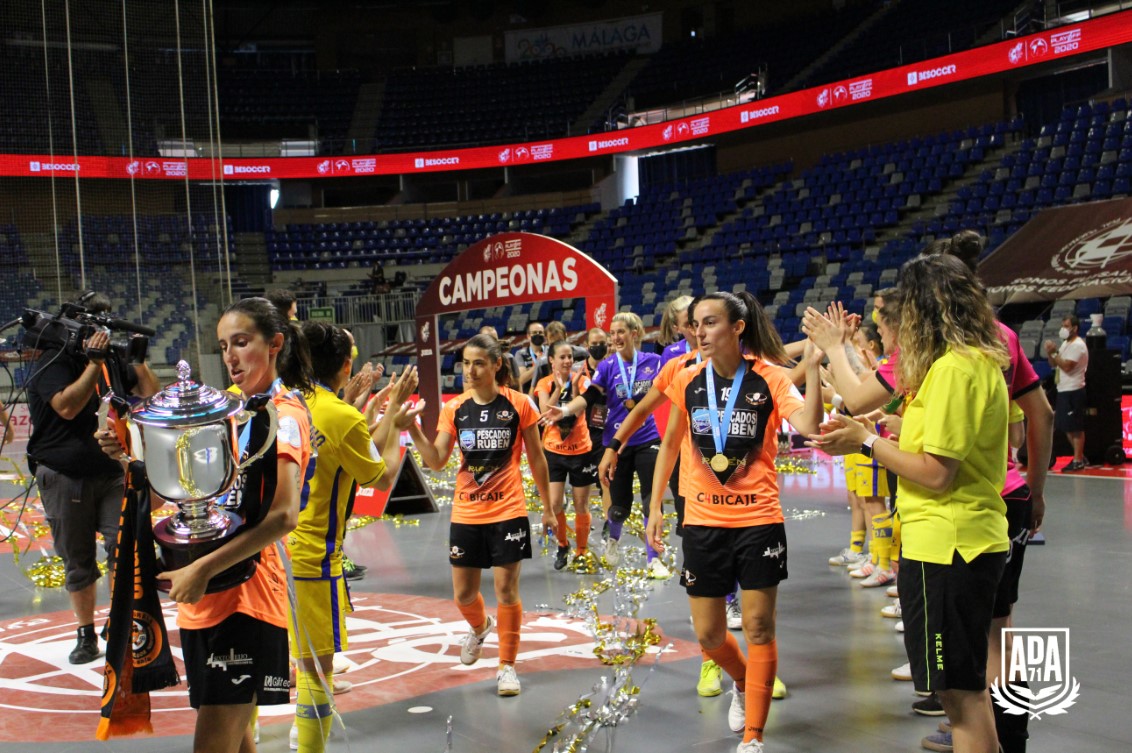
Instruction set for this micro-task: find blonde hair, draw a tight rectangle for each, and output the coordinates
[659,295,694,345]
[895,255,1009,392]
[610,311,644,343]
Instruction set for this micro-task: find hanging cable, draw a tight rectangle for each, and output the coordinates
[200,0,227,308]
[121,0,143,322]
[174,0,204,369]
[63,0,86,292]
[40,0,63,306]
[206,0,233,306]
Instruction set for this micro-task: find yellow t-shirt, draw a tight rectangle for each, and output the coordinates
[897,349,1009,565]
[291,384,386,579]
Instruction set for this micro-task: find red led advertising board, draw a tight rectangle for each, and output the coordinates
[4,11,1130,181]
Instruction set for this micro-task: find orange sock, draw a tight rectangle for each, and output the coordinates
[496,601,523,665]
[555,511,569,547]
[743,640,777,743]
[703,632,747,690]
[575,511,591,552]
[456,593,487,633]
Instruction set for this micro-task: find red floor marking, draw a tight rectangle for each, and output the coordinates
[0,592,699,742]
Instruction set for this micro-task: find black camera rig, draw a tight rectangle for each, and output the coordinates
[19,303,156,364]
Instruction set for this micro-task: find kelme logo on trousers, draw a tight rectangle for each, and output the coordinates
[991,628,1081,720]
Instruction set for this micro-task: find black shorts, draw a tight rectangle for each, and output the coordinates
[449,516,532,569]
[546,450,598,487]
[679,523,788,597]
[181,612,291,709]
[1054,388,1087,433]
[993,486,1033,619]
[609,442,658,517]
[899,550,1007,693]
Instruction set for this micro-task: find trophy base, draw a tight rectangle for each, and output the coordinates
[154,515,257,594]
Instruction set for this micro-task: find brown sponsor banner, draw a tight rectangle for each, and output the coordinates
[981,198,1132,303]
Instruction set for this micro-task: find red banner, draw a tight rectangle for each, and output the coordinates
[2,12,1129,181]
[414,233,617,437]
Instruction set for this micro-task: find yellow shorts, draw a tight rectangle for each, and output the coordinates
[843,453,863,495]
[854,459,891,499]
[288,577,351,659]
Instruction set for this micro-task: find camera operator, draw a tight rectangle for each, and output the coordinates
[26,292,159,664]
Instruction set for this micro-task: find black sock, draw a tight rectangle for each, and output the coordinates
[993,680,1030,753]
[77,623,96,642]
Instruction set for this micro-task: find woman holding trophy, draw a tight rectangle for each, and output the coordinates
[100,297,312,753]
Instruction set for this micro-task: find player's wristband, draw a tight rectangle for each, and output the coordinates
[607,437,623,454]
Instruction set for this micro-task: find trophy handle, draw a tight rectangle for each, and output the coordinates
[236,396,278,472]
[98,393,136,463]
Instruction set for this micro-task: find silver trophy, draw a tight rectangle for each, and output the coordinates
[126,361,277,593]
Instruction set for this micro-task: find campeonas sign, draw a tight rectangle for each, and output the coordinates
[991,628,1081,720]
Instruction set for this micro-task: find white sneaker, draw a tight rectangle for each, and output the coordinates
[496,664,521,696]
[726,599,743,631]
[860,567,895,588]
[459,615,494,665]
[891,662,912,681]
[828,548,866,566]
[332,654,350,674]
[895,620,904,633]
[849,561,875,579]
[885,584,899,598]
[647,558,671,579]
[736,740,765,753]
[880,599,901,618]
[842,551,868,568]
[604,538,620,567]
[727,682,746,733]
[289,722,298,750]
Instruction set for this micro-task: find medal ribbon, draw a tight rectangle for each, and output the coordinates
[705,363,747,459]
[615,350,638,402]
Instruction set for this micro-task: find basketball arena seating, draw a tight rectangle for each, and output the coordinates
[374,52,632,149]
[793,0,1023,91]
[218,68,361,146]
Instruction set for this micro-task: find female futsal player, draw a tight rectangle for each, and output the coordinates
[408,333,552,696]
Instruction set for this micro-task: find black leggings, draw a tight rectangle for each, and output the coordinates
[608,442,658,519]
[668,456,684,536]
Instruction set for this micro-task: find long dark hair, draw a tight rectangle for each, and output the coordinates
[224,297,314,395]
[923,230,984,275]
[463,333,513,387]
[301,321,352,387]
[695,290,787,364]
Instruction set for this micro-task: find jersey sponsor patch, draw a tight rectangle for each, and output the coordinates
[278,415,303,449]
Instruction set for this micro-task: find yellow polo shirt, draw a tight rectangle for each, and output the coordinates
[897,349,1009,565]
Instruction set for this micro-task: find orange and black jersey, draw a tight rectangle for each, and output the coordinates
[439,387,538,525]
[536,374,592,456]
[665,357,803,528]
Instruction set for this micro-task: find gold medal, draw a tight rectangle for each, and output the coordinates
[624,398,636,410]
[710,453,729,472]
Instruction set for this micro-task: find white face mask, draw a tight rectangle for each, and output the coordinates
[1058,327,1070,340]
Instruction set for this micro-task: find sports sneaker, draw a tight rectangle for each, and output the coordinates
[342,556,365,581]
[726,599,743,631]
[860,567,895,588]
[289,722,298,750]
[69,636,99,665]
[459,615,494,665]
[647,558,671,579]
[554,545,570,571]
[938,721,952,733]
[828,547,864,566]
[332,679,352,694]
[1063,459,1086,472]
[895,620,904,633]
[736,740,765,753]
[885,584,899,598]
[727,683,746,733]
[697,660,723,697]
[772,676,787,700]
[921,730,953,752]
[604,538,620,567]
[332,654,350,674]
[849,561,875,579]
[496,664,521,696]
[881,599,902,618]
[842,551,868,568]
[913,692,946,716]
[891,662,912,681]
